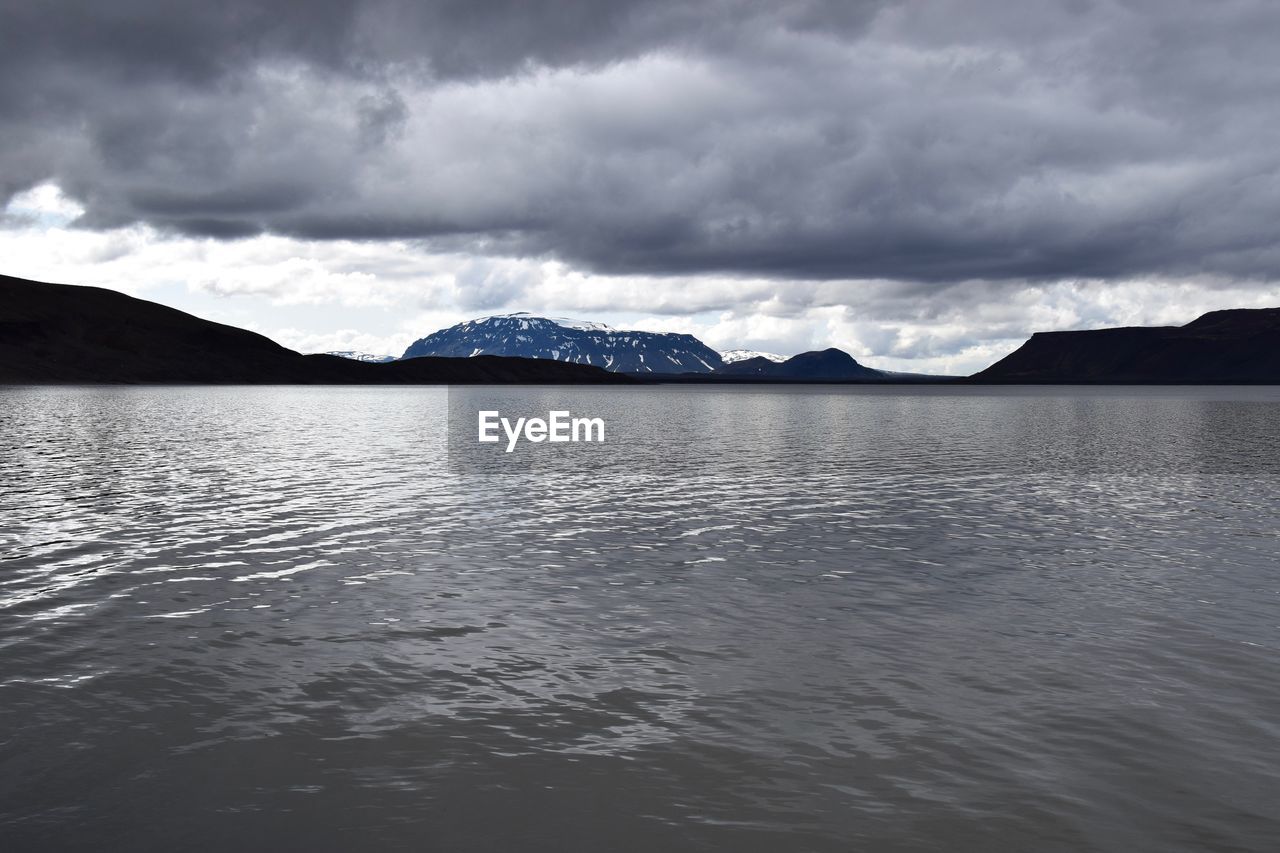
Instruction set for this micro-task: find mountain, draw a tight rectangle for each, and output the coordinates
[323,350,395,363]
[717,356,782,376]
[973,308,1280,383]
[719,349,787,364]
[0,275,626,385]
[717,348,884,380]
[402,312,724,373]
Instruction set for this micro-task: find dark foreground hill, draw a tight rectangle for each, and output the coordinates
[0,275,625,384]
[973,308,1280,383]
[716,348,885,380]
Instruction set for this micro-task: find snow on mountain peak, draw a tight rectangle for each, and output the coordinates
[719,349,787,364]
[402,312,721,372]
[321,350,395,363]
[475,312,616,333]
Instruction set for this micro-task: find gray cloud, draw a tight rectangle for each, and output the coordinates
[3,0,1280,288]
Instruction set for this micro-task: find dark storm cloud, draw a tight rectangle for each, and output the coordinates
[3,0,1280,286]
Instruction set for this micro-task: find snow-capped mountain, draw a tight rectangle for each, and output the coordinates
[719,349,787,364]
[322,350,396,363]
[400,312,724,373]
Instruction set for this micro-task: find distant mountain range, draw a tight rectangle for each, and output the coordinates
[401,313,891,379]
[402,313,724,373]
[0,275,625,385]
[975,308,1280,383]
[718,348,884,380]
[4,274,1279,384]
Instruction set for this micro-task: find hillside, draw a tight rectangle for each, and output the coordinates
[973,308,1280,383]
[0,275,625,385]
[717,348,884,380]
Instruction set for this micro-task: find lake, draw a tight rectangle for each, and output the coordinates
[2,385,1279,852]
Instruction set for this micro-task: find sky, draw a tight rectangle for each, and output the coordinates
[3,0,1279,374]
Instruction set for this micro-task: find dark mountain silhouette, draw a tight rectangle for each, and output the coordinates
[11,273,1272,386]
[716,355,777,375]
[717,348,884,380]
[0,275,626,384]
[973,308,1280,383]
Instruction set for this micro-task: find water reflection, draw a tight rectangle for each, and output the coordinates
[1,385,1279,852]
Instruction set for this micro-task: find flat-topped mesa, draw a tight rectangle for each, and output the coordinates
[973,308,1280,383]
[401,314,725,373]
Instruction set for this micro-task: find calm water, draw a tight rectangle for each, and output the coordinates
[2,385,1279,852]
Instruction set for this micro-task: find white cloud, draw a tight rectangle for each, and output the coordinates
[3,183,86,225]
[4,186,1279,375]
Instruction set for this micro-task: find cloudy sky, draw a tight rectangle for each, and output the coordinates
[3,0,1279,373]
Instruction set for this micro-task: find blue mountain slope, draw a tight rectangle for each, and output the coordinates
[401,313,725,373]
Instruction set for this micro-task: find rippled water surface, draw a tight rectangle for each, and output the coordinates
[2,385,1280,852]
